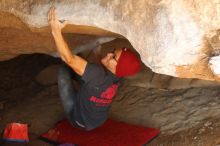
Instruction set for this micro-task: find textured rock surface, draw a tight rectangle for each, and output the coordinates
[0,0,220,81]
[111,85,220,134]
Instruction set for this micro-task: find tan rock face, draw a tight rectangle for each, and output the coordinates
[0,0,220,81]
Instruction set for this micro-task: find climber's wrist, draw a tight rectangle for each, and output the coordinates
[52,29,62,37]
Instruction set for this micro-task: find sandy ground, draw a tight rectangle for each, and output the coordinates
[1,54,220,146]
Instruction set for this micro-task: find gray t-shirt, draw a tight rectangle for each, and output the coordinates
[78,63,120,130]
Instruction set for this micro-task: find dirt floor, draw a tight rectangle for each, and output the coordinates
[1,54,220,146]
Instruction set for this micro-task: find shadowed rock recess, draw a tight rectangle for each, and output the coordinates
[1,0,220,145]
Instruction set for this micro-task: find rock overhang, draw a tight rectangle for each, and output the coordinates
[0,0,219,81]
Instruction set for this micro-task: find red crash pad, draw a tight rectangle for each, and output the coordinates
[41,118,159,146]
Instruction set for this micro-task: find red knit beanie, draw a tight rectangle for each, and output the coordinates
[116,48,141,77]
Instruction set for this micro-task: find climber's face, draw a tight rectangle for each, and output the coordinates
[101,48,122,74]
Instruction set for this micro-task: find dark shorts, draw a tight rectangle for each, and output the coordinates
[58,63,85,129]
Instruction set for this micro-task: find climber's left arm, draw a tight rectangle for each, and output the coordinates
[48,7,87,76]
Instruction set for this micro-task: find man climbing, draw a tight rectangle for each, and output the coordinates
[48,7,141,131]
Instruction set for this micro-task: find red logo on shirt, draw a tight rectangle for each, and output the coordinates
[90,83,119,106]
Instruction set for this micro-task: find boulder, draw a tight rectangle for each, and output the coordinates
[0,0,219,81]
